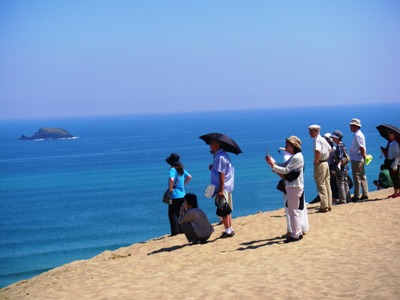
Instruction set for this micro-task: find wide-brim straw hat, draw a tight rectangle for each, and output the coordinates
[286,136,302,150]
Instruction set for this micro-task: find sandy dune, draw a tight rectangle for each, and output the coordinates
[1,189,399,299]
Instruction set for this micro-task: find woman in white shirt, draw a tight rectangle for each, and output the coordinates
[266,136,305,243]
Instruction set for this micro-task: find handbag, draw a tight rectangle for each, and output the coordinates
[215,194,232,217]
[342,148,351,165]
[276,179,286,193]
[162,188,172,204]
[162,176,179,204]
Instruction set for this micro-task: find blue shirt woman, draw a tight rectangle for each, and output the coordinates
[169,167,191,199]
[165,153,192,236]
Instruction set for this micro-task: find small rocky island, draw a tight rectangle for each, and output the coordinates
[19,128,76,141]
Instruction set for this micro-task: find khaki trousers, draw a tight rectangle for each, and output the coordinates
[351,160,369,199]
[314,162,332,209]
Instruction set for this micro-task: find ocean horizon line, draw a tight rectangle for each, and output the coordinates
[1,101,399,122]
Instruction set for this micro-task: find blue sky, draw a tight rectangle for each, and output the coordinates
[1,0,399,120]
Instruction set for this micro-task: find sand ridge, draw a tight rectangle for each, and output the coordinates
[1,189,399,299]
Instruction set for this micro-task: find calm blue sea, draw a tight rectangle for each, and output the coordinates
[0,104,398,288]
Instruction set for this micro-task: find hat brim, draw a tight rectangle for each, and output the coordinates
[349,122,361,127]
[285,138,301,150]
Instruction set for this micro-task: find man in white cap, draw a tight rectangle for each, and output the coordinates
[308,124,332,212]
[349,118,369,201]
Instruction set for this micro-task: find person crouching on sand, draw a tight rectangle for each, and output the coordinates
[178,193,214,244]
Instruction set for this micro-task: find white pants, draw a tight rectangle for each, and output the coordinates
[285,187,304,239]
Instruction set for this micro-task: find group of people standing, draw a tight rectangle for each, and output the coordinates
[265,118,374,243]
[307,118,371,210]
[165,137,235,244]
[164,118,400,245]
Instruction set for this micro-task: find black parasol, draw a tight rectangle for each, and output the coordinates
[376,124,400,141]
[199,132,243,155]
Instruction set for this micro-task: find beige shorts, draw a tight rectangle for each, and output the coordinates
[215,190,233,211]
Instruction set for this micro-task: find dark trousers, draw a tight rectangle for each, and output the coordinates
[390,168,400,189]
[181,222,210,243]
[168,197,184,236]
[330,173,338,199]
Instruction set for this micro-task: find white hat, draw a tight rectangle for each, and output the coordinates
[349,118,362,128]
[323,132,332,142]
[323,133,331,138]
[308,124,321,131]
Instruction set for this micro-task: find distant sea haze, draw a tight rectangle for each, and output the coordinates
[0,104,398,288]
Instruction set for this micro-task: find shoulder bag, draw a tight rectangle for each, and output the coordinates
[162,176,179,204]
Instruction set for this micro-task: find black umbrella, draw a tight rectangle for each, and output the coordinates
[199,132,243,155]
[376,124,400,141]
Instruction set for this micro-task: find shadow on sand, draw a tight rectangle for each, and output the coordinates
[147,237,220,255]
